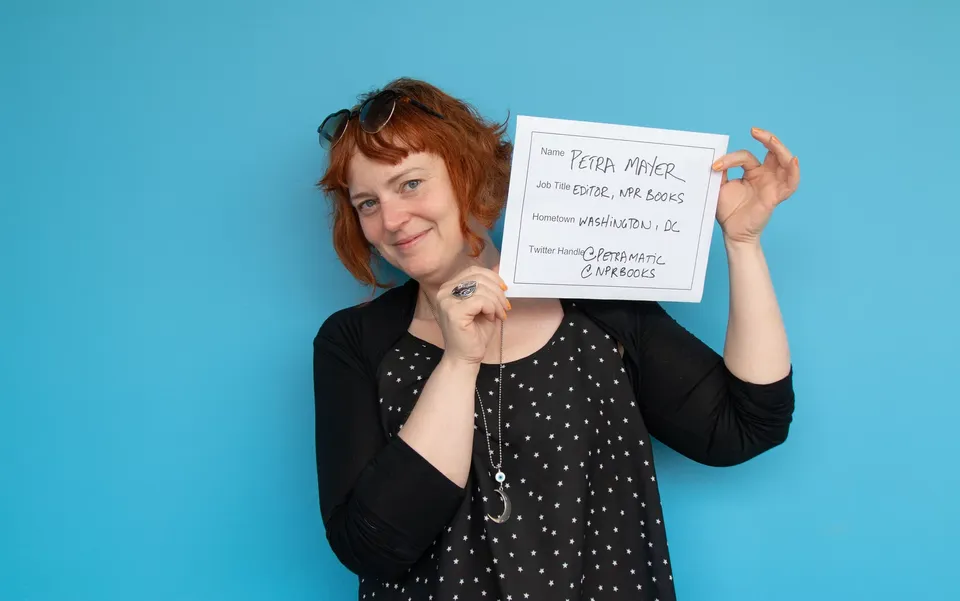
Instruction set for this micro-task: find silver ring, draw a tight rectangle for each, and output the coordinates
[451,280,478,299]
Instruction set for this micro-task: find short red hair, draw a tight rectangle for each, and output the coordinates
[316,77,512,289]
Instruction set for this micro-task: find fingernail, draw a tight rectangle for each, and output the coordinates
[500,283,508,290]
[712,160,723,171]
[506,300,512,310]
[752,127,761,135]
[794,156,799,166]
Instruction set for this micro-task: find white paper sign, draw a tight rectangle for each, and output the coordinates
[499,115,728,303]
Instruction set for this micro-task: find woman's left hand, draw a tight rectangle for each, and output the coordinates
[712,127,800,246]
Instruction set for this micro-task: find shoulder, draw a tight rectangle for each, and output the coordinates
[314,278,420,374]
[567,296,665,334]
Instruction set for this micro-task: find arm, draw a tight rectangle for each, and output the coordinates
[629,243,795,466]
[398,355,481,488]
[722,239,791,383]
[313,317,467,581]
[631,126,799,466]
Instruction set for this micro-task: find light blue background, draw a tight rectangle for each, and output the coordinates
[3,0,958,600]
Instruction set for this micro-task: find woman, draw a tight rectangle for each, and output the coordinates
[312,77,798,601]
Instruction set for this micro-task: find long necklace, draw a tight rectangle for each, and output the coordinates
[423,292,511,523]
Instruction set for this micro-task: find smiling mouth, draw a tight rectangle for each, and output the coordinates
[394,230,429,248]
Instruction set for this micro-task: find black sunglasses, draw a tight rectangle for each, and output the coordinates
[317,89,446,149]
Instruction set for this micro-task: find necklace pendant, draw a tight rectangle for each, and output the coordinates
[495,470,506,484]
[487,486,511,524]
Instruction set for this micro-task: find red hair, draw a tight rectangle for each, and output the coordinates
[316,77,512,290]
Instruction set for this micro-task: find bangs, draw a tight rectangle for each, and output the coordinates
[324,103,443,194]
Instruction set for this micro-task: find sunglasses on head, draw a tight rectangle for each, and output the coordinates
[317,89,446,149]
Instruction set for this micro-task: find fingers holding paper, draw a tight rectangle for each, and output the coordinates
[711,128,801,245]
[714,149,761,175]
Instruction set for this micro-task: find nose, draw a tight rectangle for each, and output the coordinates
[378,196,410,233]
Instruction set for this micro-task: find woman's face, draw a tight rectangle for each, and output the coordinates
[346,150,467,284]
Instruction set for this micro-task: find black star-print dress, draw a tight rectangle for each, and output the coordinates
[368,302,676,601]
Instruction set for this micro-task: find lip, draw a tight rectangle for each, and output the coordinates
[393,229,430,249]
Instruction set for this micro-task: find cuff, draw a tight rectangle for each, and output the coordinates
[352,435,467,553]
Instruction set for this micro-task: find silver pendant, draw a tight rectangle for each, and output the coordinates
[487,486,512,523]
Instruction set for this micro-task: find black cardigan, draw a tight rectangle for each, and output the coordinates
[312,277,795,581]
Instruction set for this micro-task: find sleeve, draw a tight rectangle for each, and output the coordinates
[313,314,467,581]
[627,301,795,467]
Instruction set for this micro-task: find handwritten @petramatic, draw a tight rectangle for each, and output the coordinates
[499,115,728,303]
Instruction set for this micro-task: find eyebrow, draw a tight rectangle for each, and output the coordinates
[350,167,424,203]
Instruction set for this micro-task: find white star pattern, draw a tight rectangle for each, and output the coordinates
[364,303,675,600]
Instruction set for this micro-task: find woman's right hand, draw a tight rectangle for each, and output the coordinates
[431,266,510,366]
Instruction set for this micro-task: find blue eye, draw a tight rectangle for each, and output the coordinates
[357,198,378,212]
[404,179,422,191]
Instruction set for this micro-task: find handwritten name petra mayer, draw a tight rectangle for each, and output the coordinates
[534,146,687,203]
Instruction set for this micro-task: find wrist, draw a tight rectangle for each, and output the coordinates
[437,354,483,377]
[723,235,763,256]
